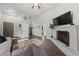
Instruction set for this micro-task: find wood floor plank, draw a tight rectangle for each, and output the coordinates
[13,37,66,56]
[24,38,65,56]
[40,39,66,56]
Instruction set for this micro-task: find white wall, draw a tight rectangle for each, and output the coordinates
[0,11,29,38]
[32,20,42,36]
[0,12,3,35]
[33,4,79,38]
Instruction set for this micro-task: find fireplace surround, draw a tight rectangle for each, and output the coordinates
[52,25,79,52]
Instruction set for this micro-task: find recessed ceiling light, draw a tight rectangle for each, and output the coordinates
[7,9,16,16]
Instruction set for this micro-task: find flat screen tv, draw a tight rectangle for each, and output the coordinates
[53,11,73,26]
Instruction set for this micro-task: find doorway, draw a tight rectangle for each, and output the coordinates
[3,22,14,38]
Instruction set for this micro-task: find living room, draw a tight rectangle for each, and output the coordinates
[0,3,79,56]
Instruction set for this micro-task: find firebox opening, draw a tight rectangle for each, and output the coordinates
[57,31,69,46]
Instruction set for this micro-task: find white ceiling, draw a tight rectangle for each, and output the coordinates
[0,3,59,19]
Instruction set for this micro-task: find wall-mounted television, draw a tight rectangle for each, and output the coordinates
[53,11,73,26]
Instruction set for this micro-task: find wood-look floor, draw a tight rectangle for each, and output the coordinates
[18,38,65,56]
[14,36,65,56]
[40,39,65,56]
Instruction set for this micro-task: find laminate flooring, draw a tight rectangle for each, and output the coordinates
[14,38,65,56]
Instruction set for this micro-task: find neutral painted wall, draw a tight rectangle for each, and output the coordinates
[33,4,79,38]
[0,11,29,38]
[0,12,3,35]
[32,20,42,36]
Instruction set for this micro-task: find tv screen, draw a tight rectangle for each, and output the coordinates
[53,11,73,26]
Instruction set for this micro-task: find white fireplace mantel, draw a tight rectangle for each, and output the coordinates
[52,25,79,52]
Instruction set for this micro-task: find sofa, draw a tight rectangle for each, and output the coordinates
[0,37,12,56]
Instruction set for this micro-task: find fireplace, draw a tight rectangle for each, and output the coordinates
[57,31,69,46]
